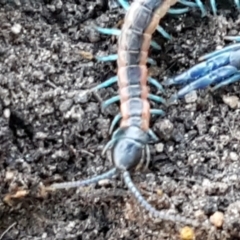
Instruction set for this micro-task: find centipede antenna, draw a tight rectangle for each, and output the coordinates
[123,171,199,226]
[50,168,118,190]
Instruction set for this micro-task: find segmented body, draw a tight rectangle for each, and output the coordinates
[117,0,176,130]
[49,0,200,227]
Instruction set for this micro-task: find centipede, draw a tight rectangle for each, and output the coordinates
[47,0,201,227]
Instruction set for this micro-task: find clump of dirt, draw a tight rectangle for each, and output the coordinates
[0,0,240,239]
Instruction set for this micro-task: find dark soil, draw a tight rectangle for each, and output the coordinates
[0,0,240,239]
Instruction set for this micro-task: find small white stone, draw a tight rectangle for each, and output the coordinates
[98,179,111,186]
[184,91,198,103]
[3,108,10,119]
[155,143,164,152]
[11,23,22,34]
[222,95,239,109]
[230,152,238,161]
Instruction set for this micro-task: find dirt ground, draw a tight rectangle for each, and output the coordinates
[1,0,240,239]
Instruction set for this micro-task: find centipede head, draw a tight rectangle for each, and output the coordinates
[112,126,149,171]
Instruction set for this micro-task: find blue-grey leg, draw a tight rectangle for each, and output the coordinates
[156,25,172,40]
[102,138,118,156]
[96,54,156,65]
[147,77,165,93]
[210,0,217,15]
[117,0,129,10]
[148,94,166,105]
[102,94,165,109]
[179,0,198,7]
[144,144,151,170]
[95,27,161,50]
[167,7,189,14]
[234,0,240,9]
[109,109,165,135]
[94,76,164,92]
[102,95,120,109]
[95,27,121,36]
[94,76,118,90]
[194,0,207,16]
[148,129,159,142]
[150,109,165,117]
[109,113,122,134]
[96,54,118,62]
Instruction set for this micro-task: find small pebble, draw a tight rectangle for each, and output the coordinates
[156,119,174,140]
[11,23,22,35]
[3,108,10,118]
[229,152,238,161]
[180,226,195,240]
[155,143,164,153]
[74,90,89,104]
[59,99,73,112]
[210,211,224,228]
[184,91,198,103]
[222,95,239,109]
[98,179,111,186]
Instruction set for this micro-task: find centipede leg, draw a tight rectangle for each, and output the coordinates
[144,144,151,169]
[178,0,198,7]
[94,76,118,90]
[117,0,129,10]
[102,94,165,109]
[102,95,120,109]
[148,94,166,105]
[96,54,156,65]
[147,77,165,93]
[95,76,164,92]
[147,129,159,142]
[167,7,189,15]
[109,113,122,134]
[102,138,118,156]
[95,27,121,36]
[234,0,240,9]
[194,0,207,16]
[210,0,217,15]
[96,54,118,62]
[156,26,171,40]
[150,109,165,117]
[109,110,165,135]
[95,27,161,50]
